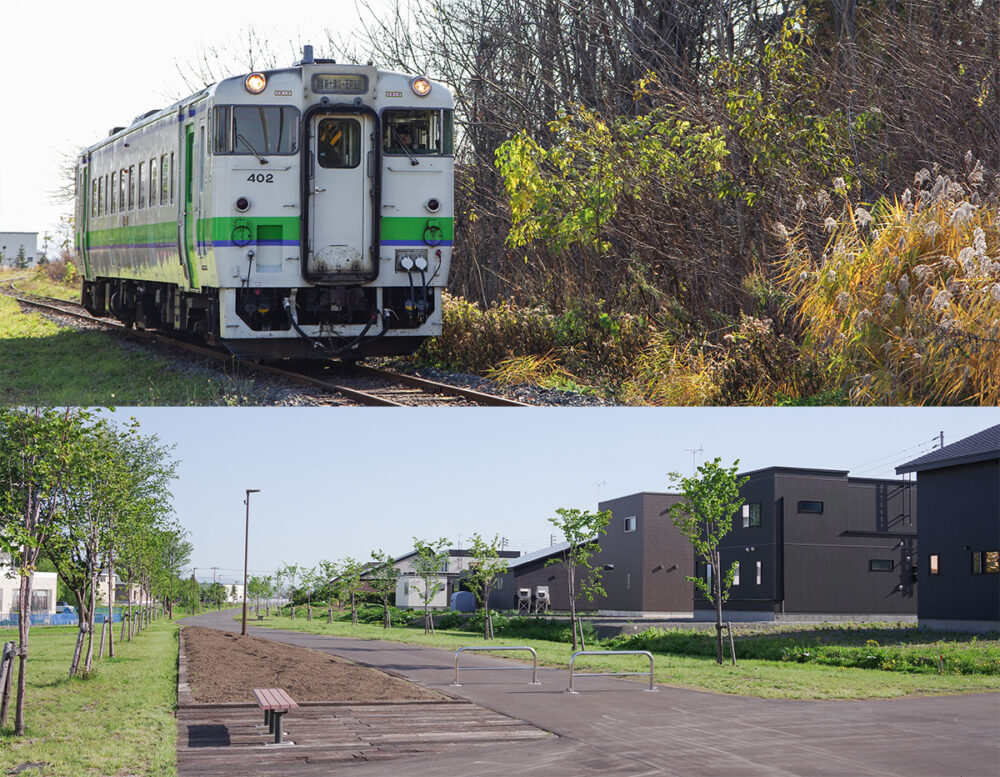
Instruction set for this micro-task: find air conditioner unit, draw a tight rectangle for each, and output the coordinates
[517,588,532,601]
[535,586,549,601]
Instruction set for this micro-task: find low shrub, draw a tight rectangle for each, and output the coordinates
[355,605,414,627]
[433,611,471,630]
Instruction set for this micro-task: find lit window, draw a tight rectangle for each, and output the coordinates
[624,516,636,533]
[869,559,894,572]
[798,501,824,514]
[929,554,940,575]
[985,551,999,575]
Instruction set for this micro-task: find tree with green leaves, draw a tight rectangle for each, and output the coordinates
[668,458,749,665]
[299,565,319,621]
[411,537,451,634]
[0,407,81,734]
[367,550,400,629]
[276,562,299,618]
[317,559,340,623]
[546,507,611,651]
[338,557,364,625]
[465,533,508,640]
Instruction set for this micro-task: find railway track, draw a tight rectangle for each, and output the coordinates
[4,287,529,407]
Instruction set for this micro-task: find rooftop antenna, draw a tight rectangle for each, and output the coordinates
[596,480,606,506]
[683,445,704,475]
[932,431,944,449]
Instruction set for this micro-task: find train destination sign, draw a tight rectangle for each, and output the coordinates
[311,74,369,94]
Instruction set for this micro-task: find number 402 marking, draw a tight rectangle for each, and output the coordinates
[247,173,274,183]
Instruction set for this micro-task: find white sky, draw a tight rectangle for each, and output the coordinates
[103,406,999,584]
[0,0,389,242]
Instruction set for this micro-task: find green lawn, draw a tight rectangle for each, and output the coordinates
[0,621,177,777]
[0,294,258,405]
[249,613,1000,700]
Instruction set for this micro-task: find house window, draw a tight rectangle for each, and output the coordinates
[624,516,636,533]
[755,560,762,585]
[976,551,1000,574]
[733,562,740,586]
[869,559,894,572]
[742,503,761,528]
[798,501,824,514]
[929,554,940,575]
[704,562,713,588]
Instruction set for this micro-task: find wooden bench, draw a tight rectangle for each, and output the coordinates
[256,614,265,621]
[252,688,298,745]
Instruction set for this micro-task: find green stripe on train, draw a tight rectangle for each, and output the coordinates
[380,216,454,242]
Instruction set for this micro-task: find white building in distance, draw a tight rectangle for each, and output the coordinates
[0,232,39,267]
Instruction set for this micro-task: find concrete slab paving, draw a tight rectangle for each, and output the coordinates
[182,611,1000,777]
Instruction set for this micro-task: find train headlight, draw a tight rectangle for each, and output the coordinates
[245,73,267,94]
[410,76,431,97]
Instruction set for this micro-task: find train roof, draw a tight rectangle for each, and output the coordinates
[81,58,451,158]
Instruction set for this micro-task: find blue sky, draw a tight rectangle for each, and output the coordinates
[109,407,998,584]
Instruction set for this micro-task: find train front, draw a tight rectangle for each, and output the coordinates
[213,50,453,359]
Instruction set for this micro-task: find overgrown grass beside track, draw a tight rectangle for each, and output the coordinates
[248,611,1000,700]
[0,621,177,777]
[0,269,258,405]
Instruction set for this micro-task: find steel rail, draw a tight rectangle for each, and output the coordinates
[451,646,541,686]
[349,364,530,407]
[7,291,510,407]
[566,650,658,693]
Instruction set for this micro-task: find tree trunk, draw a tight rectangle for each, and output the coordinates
[99,617,108,658]
[350,594,358,626]
[107,562,115,658]
[84,575,98,672]
[713,550,724,665]
[14,573,32,735]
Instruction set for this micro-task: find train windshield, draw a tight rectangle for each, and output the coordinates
[213,105,300,156]
[383,110,454,156]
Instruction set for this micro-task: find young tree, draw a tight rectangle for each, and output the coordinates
[276,562,299,618]
[317,559,340,623]
[411,537,451,634]
[299,566,318,621]
[338,557,364,625]
[668,458,749,665]
[367,550,400,629]
[465,533,509,640]
[0,408,83,735]
[546,507,611,650]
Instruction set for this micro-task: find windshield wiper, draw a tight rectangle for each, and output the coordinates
[393,129,420,166]
[237,133,269,165]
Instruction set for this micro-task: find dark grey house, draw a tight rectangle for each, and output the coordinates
[897,425,1000,633]
[504,492,692,617]
[507,469,918,622]
[705,467,918,621]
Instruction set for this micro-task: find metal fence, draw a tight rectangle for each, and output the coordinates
[566,650,658,693]
[452,646,541,686]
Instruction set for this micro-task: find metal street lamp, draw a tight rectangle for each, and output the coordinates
[242,489,261,636]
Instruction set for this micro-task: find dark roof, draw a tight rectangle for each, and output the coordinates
[896,425,1000,474]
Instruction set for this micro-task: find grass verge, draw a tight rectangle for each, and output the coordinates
[0,294,258,405]
[0,620,177,777]
[247,613,1000,700]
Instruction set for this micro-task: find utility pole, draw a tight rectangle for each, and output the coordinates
[211,567,220,584]
[242,489,261,636]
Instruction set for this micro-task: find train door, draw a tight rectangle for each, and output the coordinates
[306,113,373,282]
[180,122,200,288]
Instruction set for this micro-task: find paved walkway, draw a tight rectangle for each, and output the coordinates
[182,611,1000,777]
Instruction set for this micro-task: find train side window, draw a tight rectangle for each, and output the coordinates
[160,154,168,205]
[316,118,361,169]
[111,171,117,213]
[127,166,135,211]
[149,157,157,207]
[105,174,110,215]
[169,152,175,204]
[138,162,145,209]
[91,178,97,218]
[120,169,127,213]
[97,176,103,217]
[383,109,447,156]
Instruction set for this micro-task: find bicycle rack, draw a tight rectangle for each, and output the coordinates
[451,646,541,686]
[566,650,657,693]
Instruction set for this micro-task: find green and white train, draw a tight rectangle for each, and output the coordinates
[74,46,453,359]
